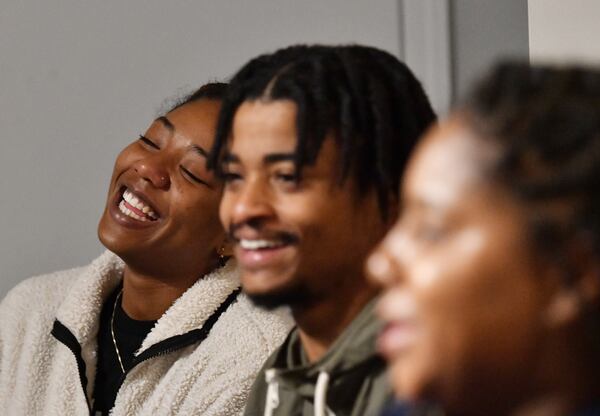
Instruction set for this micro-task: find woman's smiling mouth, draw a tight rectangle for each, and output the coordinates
[118,188,159,222]
[109,186,161,228]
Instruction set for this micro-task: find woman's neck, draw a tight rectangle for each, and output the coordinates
[120,262,215,320]
[478,348,599,416]
[509,392,600,416]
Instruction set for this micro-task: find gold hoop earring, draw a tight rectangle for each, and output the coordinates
[217,245,227,267]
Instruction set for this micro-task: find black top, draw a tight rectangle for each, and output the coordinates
[92,286,156,415]
[88,283,241,415]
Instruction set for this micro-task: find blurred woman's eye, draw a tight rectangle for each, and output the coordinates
[139,135,160,150]
[414,221,447,243]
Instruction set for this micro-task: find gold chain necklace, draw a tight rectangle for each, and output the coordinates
[110,289,126,374]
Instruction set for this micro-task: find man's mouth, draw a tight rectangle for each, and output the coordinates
[117,188,159,222]
[234,230,299,250]
[231,232,298,270]
[238,238,289,250]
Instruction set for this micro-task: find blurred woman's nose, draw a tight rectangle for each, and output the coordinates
[366,226,409,287]
[133,155,171,190]
[366,246,398,287]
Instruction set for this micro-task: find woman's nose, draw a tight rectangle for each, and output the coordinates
[133,156,171,190]
[366,230,407,288]
[366,247,397,287]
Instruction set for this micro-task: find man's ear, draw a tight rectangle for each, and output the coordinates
[543,240,600,328]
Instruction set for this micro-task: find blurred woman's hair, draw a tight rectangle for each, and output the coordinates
[462,63,600,260]
[460,63,600,357]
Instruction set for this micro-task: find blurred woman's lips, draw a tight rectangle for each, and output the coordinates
[376,291,420,358]
[378,320,419,358]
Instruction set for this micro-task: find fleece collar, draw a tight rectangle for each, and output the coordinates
[54,250,241,354]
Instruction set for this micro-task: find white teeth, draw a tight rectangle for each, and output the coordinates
[118,199,148,222]
[239,239,284,250]
[120,188,157,220]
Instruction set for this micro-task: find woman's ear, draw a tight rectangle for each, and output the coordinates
[543,240,600,328]
[544,289,583,327]
[218,236,234,257]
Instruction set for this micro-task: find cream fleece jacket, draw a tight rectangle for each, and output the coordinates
[0,251,293,415]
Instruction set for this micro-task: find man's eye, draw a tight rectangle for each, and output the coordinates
[221,172,242,183]
[274,173,298,183]
[139,135,160,150]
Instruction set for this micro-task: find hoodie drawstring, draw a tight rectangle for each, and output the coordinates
[264,369,280,416]
[264,369,334,416]
[314,370,331,416]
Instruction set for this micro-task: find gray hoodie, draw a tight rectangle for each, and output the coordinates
[243,299,392,416]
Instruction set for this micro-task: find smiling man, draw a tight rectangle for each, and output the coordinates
[209,45,436,416]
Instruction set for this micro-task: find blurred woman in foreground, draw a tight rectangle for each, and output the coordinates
[368,63,600,416]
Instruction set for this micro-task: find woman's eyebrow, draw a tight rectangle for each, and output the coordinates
[156,116,175,132]
[189,144,208,158]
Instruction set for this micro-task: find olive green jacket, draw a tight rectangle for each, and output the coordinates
[243,299,391,416]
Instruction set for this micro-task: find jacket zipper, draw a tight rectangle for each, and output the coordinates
[51,320,94,413]
[51,287,241,415]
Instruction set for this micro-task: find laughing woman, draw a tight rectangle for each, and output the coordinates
[0,83,292,415]
[368,63,600,416]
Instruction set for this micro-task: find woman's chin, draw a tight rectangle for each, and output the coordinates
[98,221,142,258]
[389,357,432,404]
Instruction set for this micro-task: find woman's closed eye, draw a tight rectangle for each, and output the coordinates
[139,135,160,150]
[180,165,212,189]
[411,218,450,244]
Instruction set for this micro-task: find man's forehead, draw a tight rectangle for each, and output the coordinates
[231,100,298,132]
[222,144,297,165]
[224,131,299,164]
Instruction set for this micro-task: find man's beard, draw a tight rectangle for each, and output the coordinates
[245,283,317,311]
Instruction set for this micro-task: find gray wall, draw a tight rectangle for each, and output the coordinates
[529,0,600,64]
[450,0,529,99]
[0,0,530,299]
[398,0,529,115]
[0,1,401,298]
